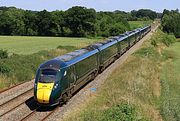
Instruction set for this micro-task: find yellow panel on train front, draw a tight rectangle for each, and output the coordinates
[37,83,54,103]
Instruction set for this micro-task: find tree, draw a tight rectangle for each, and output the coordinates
[65,6,96,37]
[131,9,157,20]
[0,8,25,35]
[96,11,130,37]
[36,10,52,36]
[24,10,38,35]
[50,11,66,36]
[162,9,180,38]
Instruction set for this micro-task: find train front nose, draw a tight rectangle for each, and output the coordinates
[36,83,54,104]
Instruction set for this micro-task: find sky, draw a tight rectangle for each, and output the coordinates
[0,0,179,12]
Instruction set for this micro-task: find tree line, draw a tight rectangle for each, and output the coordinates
[161,9,180,38]
[0,6,158,37]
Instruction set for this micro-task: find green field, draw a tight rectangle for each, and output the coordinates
[128,20,152,29]
[160,42,180,121]
[0,36,101,55]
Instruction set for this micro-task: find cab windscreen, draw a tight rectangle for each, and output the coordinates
[39,69,57,83]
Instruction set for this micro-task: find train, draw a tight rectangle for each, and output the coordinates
[34,25,151,106]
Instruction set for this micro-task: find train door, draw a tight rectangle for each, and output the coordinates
[68,65,76,88]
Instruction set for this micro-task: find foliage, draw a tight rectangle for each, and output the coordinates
[150,29,176,47]
[101,103,137,121]
[65,6,96,37]
[161,9,180,38]
[0,7,25,35]
[0,6,155,37]
[0,62,10,74]
[0,51,48,82]
[131,9,157,20]
[162,34,176,46]
[128,21,152,29]
[0,49,8,59]
[95,12,130,37]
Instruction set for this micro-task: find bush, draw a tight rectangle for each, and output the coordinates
[0,63,10,74]
[0,49,63,84]
[101,103,137,121]
[109,23,128,36]
[162,34,176,47]
[0,49,8,59]
[135,47,159,59]
[151,38,158,47]
[150,29,176,47]
[57,45,78,51]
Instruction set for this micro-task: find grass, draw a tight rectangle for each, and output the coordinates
[63,29,179,121]
[160,42,180,121]
[0,36,101,55]
[128,21,152,29]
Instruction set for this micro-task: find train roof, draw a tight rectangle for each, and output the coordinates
[118,34,126,37]
[110,36,120,40]
[39,59,66,70]
[39,46,98,69]
[125,31,135,37]
[54,49,89,62]
[90,38,117,49]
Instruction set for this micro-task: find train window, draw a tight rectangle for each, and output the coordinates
[39,69,57,83]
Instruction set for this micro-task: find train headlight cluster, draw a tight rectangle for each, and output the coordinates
[34,83,37,89]
[53,83,58,90]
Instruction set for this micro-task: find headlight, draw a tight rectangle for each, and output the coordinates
[53,84,58,89]
[34,83,37,88]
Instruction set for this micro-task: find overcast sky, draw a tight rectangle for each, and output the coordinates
[0,0,179,12]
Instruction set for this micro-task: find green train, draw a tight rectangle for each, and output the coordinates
[34,25,151,106]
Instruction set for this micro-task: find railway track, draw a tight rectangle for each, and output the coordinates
[20,106,40,121]
[0,80,34,106]
[0,82,30,94]
[0,81,27,94]
[20,106,59,121]
[0,88,33,117]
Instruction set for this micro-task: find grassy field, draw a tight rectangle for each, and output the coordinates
[0,36,101,55]
[128,20,152,29]
[63,30,179,121]
[160,42,180,121]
